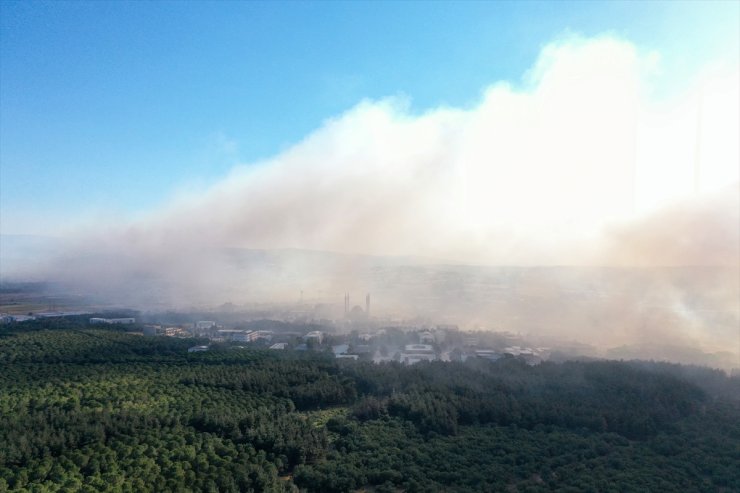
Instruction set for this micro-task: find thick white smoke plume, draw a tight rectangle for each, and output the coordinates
[64,35,734,265]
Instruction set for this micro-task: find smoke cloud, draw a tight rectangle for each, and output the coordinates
[602,185,739,267]
[58,36,733,264]
[3,35,738,364]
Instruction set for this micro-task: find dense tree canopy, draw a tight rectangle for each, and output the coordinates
[1,317,738,491]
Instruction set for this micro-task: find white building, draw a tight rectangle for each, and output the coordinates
[232,331,252,343]
[304,331,323,344]
[400,344,436,365]
[336,354,359,360]
[90,317,136,324]
[404,344,434,352]
[248,330,273,342]
[188,345,209,353]
[195,321,216,330]
[475,350,502,361]
[164,327,186,337]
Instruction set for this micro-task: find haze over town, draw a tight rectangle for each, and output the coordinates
[1,2,738,369]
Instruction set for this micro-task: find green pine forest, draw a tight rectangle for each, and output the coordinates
[1,317,739,492]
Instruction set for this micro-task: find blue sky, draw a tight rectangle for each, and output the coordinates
[1,1,738,235]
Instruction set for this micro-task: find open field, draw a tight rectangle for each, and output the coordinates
[0,291,104,316]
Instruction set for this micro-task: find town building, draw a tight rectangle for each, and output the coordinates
[195,321,216,330]
[304,331,323,344]
[143,325,159,337]
[90,317,136,324]
[400,343,436,365]
[475,350,502,361]
[332,344,350,355]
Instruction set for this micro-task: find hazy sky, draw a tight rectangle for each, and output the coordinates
[1,1,738,237]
